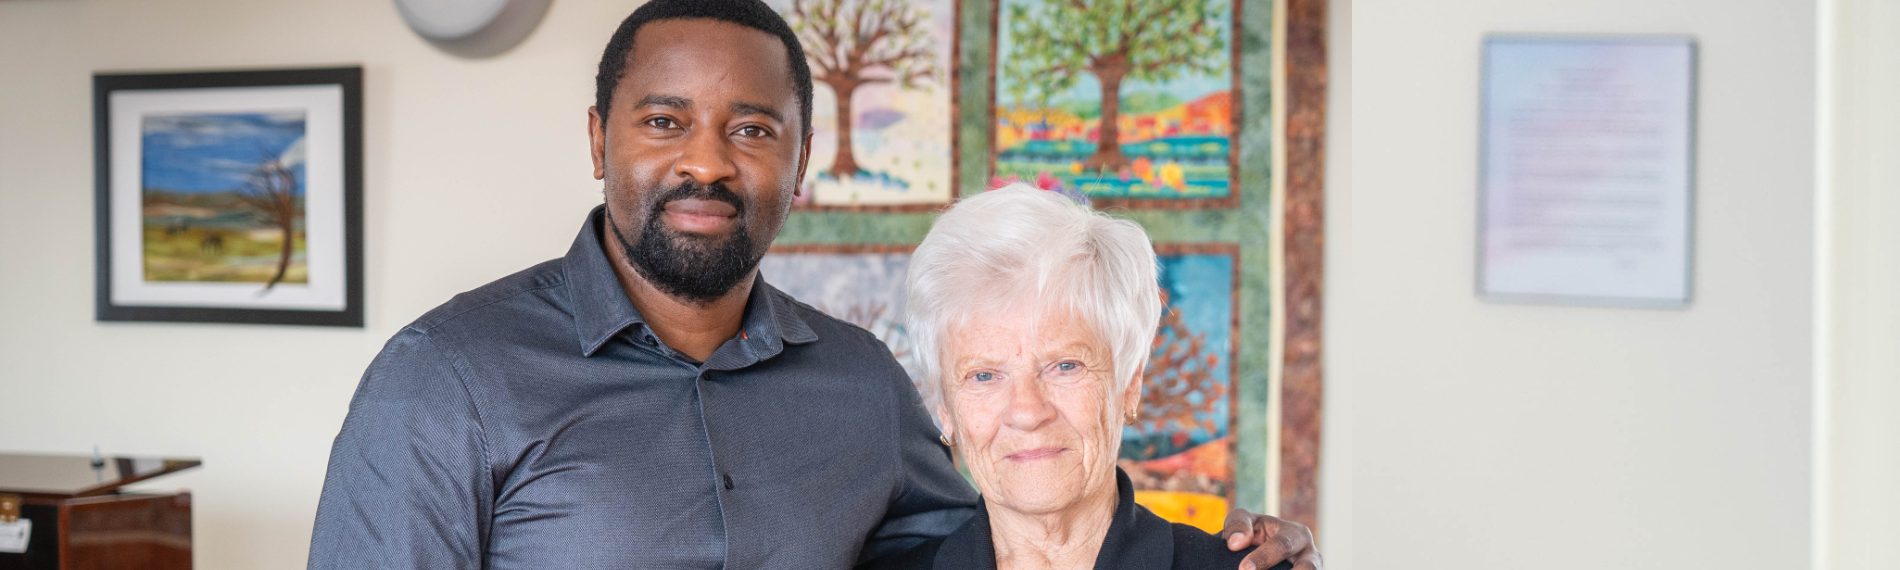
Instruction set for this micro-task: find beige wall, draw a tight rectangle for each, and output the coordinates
[0,1,638,568]
[1346,1,1815,570]
[1318,0,1353,566]
[1821,0,1900,568]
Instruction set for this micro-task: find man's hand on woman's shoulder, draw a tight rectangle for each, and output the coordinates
[1219,508,1321,570]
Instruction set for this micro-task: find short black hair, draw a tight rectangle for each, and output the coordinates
[595,0,814,135]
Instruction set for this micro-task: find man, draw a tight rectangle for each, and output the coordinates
[308,1,1320,568]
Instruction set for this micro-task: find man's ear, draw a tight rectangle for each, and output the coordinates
[588,106,607,181]
[793,131,813,197]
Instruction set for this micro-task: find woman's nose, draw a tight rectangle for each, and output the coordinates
[1002,375,1057,432]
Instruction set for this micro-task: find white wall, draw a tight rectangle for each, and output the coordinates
[1347,1,1815,570]
[1318,0,1353,566]
[1821,0,1900,568]
[0,1,635,568]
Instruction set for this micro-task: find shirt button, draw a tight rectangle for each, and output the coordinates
[722,473,734,490]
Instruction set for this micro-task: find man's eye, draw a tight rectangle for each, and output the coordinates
[737,125,769,138]
[646,117,677,129]
[973,372,995,382]
[1056,362,1079,372]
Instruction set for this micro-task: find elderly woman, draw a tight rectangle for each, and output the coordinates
[872,185,1295,570]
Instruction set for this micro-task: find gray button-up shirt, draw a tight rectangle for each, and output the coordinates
[308,206,977,569]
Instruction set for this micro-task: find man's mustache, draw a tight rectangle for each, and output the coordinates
[648,181,745,221]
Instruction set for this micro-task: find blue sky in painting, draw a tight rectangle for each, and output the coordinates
[141,111,306,194]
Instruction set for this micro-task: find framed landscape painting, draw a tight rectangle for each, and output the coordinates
[775,0,960,211]
[94,67,363,327]
[989,0,1240,209]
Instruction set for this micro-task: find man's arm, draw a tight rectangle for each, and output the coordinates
[308,331,492,569]
[857,367,980,565]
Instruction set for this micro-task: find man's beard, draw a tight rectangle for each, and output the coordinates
[608,180,763,306]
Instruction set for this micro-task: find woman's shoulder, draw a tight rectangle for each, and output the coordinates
[1166,522,1294,570]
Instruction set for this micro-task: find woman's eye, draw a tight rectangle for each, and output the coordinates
[973,372,995,382]
[1056,362,1079,372]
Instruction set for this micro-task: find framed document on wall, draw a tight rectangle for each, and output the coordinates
[93,67,364,327]
[1478,36,1696,308]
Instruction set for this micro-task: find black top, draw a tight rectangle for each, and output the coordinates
[309,206,978,570]
[865,468,1289,570]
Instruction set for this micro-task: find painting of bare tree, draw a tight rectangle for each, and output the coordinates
[237,151,304,290]
[776,0,956,208]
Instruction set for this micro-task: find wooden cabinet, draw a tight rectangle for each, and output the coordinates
[0,453,200,570]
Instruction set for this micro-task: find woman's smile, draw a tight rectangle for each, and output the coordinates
[1003,447,1068,462]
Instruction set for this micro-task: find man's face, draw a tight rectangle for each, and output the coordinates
[589,18,809,304]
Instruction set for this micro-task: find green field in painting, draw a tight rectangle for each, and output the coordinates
[142,225,307,284]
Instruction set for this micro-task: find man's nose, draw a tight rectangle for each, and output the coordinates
[674,125,737,185]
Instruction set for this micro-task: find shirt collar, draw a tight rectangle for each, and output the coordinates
[701,277,820,371]
[565,205,818,359]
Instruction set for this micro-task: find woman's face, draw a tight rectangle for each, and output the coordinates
[939,308,1142,516]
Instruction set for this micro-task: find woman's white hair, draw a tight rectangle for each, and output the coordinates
[906,184,1162,414]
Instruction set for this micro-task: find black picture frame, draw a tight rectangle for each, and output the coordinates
[94,67,364,327]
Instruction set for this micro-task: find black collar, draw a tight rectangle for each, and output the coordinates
[936,468,1175,570]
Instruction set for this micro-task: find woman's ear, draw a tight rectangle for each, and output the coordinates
[933,393,955,438]
[1122,364,1146,420]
